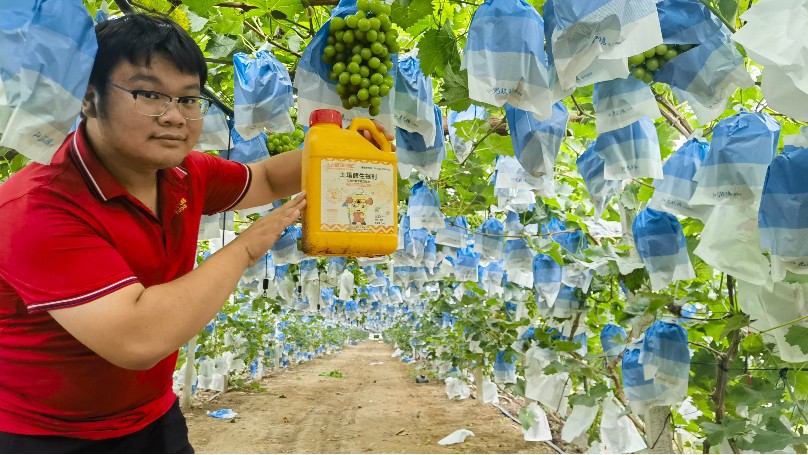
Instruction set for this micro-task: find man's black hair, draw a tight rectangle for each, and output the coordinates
[89,13,207,93]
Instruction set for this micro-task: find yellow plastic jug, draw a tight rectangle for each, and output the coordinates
[301,109,398,257]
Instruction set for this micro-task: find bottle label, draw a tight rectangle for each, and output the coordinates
[320,158,395,233]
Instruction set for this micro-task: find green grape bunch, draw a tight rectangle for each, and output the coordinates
[627,43,696,84]
[321,0,400,117]
[267,128,306,156]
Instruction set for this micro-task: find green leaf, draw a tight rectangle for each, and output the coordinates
[9,154,28,173]
[545,242,564,265]
[785,325,808,355]
[701,417,747,446]
[717,0,739,26]
[417,20,461,78]
[439,64,472,112]
[720,314,749,340]
[390,0,433,31]
[209,9,244,36]
[476,134,513,158]
[206,33,238,59]
[740,333,764,355]
[183,0,221,16]
[569,393,597,407]
[637,182,655,203]
[519,405,537,430]
[243,0,305,18]
[747,431,808,453]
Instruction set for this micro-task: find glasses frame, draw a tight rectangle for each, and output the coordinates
[108,82,212,120]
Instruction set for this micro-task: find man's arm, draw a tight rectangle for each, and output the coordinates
[49,196,305,370]
[234,148,303,211]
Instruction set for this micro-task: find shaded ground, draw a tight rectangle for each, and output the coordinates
[185,341,558,454]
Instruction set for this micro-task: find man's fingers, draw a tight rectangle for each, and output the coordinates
[362,124,396,152]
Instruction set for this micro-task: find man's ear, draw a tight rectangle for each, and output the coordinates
[81,86,99,118]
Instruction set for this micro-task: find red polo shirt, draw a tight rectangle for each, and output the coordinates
[0,124,251,439]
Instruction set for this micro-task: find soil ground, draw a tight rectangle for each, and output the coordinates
[185,341,559,454]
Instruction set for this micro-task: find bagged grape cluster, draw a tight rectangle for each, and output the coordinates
[628,44,696,84]
[266,128,305,155]
[321,0,399,116]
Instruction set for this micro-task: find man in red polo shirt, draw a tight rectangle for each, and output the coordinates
[0,13,391,453]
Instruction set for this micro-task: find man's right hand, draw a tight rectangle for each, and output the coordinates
[239,193,306,267]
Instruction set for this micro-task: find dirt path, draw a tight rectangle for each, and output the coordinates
[185,341,556,454]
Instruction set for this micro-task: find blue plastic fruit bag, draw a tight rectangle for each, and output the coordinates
[506,102,568,180]
[228,127,269,164]
[655,36,753,124]
[233,50,294,140]
[463,0,552,118]
[622,346,664,415]
[270,226,304,266]
[396,105,446,179]
[194,104,231,152]
[593,76,660,134]
[454,246,481,282]
[759,128,808,281]
[654,0,753,123]
[474,217,505,261]
[407,181,445,231]
[0,0,97,163]
[435,216,470,249]
[632,208,695,291]
[577,142,620,219]
[503,238,535,287]
[550,0,662,90]
[600,323,627,360]
[691,111,780,206]
[638,321,690,408]
[648,137,712,220]
[394,56,436,144]
[594,117,663,180]
[533,253,562,307]
[541,0,574,101]
[494,155,552,201]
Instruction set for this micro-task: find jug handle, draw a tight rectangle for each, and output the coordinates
[348,118,393,153]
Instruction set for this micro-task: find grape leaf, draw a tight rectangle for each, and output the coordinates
[417,20,461,78]
[785,325,808,355]
[717,0,739,27]
[439,64,472,112]
[243,0,305,18]
[206,33,238,59]
[183,0,220,16]
[390,0,433,31]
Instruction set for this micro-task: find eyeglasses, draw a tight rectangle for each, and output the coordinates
[108,82,212,120]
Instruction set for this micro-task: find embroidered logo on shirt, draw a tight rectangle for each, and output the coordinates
[176,198,188,214]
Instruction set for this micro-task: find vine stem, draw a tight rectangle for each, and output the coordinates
[706,275,742,454]
[698,0,737,33]
[690,341,723,358]
[653,89,694,136]
[459,117,508,167]
[758,314,808,335]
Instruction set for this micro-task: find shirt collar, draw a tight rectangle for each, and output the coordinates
[69,122,189,202]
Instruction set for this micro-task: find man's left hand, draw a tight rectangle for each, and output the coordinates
[360,120,397,152]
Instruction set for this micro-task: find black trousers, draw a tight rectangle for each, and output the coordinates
[0,398,194,454]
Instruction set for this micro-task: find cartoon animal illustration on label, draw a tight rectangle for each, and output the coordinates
[345,191,374,225]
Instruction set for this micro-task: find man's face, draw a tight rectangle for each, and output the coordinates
[84,53,204,171]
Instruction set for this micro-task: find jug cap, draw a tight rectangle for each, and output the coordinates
[310,109,343,127]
